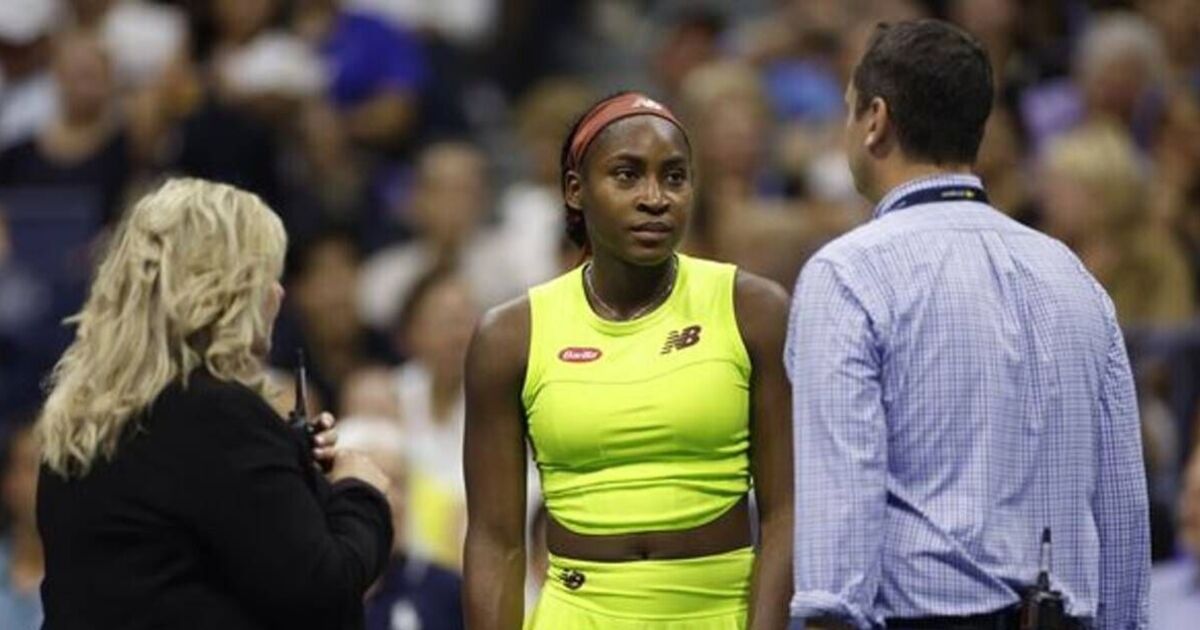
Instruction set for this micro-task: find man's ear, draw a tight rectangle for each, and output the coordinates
[864,96,891,156]
[564,171,584,211]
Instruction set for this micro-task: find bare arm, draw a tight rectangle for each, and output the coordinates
[735,271,795,630]
[463,298,531,630]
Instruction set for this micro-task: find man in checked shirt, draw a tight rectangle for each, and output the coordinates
[786,19,1149,630]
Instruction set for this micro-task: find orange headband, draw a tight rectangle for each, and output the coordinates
[566,93,688,174]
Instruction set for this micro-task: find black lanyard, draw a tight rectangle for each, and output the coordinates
[886,185,990,212]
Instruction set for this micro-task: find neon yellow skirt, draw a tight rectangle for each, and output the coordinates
[525,547,753,629]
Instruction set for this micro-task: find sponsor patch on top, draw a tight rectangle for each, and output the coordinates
[558,347,603,363]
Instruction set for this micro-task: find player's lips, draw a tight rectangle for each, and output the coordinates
[630,221,673,235]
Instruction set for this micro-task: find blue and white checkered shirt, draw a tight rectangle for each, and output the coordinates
[785,174,1149,629]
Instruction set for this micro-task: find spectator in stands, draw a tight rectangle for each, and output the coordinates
[679,60,780,261]
[210,19,352,240]
[947,0,1019,91]
[1022,12,1170,152]
[974,108,1030,221]
[1145,74,1200,292]
[650,7,725,102]
[294,0,429,154]
[68,0,113,29]
[0,210,53,416]
[0,420,42,630]
[1039,122,1195,327]
[1151,444,1200,627]
[497,78,593,288]
[389,267,478,569]
[0,0,61,150]
[340,366,402,420]
[271,228,394,413]
[162,0,290,207]
[347,0,498,49]
[1078,13,1171,144]
[358,140,522,328]
[70,0,186,92]
[206,0,287,54]
[339,417,465,630]
[0,31,132,226]
[1137,0,1200,90]
[351,264,545,576]
[679,60,843,288]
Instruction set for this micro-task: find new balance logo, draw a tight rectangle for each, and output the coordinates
[661,325,702,354]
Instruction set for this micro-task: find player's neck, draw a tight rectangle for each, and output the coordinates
[585,252,676,319]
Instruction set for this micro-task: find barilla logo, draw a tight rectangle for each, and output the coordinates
[558,347,603,363]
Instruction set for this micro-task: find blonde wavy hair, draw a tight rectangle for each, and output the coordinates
[1043,122,1146,234]
[38,178,288,477]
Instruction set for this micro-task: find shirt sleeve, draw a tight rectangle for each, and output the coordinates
[1092,299,1150,630]
[169,385,394,628]
[786,258,887,629]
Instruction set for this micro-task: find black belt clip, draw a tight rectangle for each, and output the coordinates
[1019,587,1066,630]
[1020,528,1067,630]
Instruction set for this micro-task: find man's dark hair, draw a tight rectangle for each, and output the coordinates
[853,19,993,165]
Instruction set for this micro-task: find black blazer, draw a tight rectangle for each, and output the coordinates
[37,371,393,629]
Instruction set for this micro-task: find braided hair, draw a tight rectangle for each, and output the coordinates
[558,92,638,254]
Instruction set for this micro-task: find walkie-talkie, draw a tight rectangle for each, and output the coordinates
[1020,528,1068,630]
[287,349,318,452]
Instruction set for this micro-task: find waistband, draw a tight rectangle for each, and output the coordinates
[541,546,754,620]
[886,607,1091,630]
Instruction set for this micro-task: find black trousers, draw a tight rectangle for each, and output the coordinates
[886,607,1089,630]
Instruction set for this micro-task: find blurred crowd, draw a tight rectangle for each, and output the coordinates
[0,0,1198,627]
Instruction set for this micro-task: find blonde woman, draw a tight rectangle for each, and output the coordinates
[35,179,394,629]
[1040,122,1195,326]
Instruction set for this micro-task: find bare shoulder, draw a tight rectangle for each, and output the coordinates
[466,295,532,384]
[734,270,790,325]
[476,295,531,346]
[732,269,790,356]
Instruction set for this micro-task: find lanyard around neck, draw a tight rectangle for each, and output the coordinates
[886,185,990,213]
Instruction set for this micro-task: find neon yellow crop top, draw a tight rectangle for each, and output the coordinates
[522,254,751,535]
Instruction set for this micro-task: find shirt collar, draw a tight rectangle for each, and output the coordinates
[874,172,985,219]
